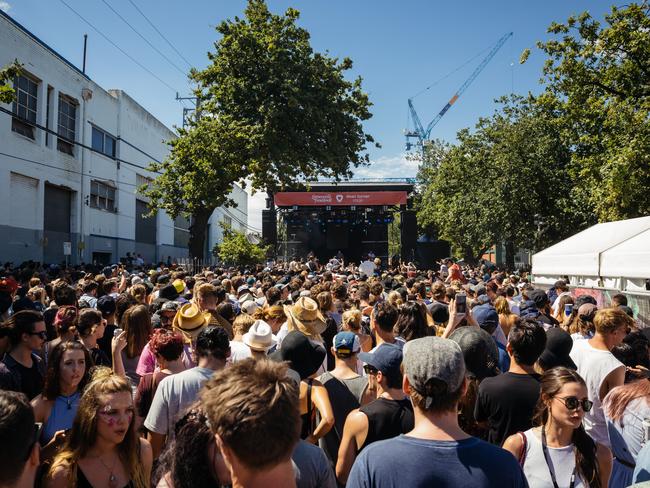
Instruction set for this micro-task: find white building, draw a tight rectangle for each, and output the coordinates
[0,11,247,265]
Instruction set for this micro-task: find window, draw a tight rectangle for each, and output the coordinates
[57,95,77,155]
[12,74,38,139]
[91,126,116,158]
[90,180,116,212]
[174,215,191,248]
[223,215,232,229]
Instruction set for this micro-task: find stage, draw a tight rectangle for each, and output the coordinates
[262,180,418,264]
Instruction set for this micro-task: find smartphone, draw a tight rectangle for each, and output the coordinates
[564,304,574,316]
[455,293,467,314]
[113,328,123,337]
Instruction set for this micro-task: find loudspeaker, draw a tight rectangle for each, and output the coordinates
[262,210,277,247]
[400,210,417,262]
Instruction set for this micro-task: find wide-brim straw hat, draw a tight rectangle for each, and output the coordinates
[284,296,327,336]
[172,302,211,342]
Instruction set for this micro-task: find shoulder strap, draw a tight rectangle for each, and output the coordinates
[517,431,527,467]
[306,379,314,434]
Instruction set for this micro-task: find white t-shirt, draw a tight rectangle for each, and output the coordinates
[144,366,215,438]
[229,340,252,363]
[570,340,624,447]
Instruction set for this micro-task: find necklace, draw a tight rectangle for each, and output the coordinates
[95,454,119,488]
[60,391,79,410]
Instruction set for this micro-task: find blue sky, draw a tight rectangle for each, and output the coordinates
[1,0,620,229]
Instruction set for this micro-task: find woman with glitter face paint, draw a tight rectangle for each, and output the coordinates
[45,367,152,488]
[32,341,92,446]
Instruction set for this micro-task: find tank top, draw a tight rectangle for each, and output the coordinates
[77,467,134,488]
[358,397,414,450]
[521,428,586,488]
[569,340,623,447]
[41,391,81,444]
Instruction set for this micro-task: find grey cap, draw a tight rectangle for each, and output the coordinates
[403,337,465,408]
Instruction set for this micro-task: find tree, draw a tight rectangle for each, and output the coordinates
[214,225,269,266]
[144,0,375,259]
[532,3,650,221]
[0,60,22,104]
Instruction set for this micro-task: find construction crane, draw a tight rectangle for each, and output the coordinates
[405,32,513,151]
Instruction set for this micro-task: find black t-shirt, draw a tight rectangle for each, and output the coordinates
[97,323,117,366]
[14,359,45,400]
[359,397,414,450]
[474,372,541,446]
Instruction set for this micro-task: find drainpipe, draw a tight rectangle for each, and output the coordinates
[80,87,93,264]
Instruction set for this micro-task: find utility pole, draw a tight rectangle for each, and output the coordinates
[175,92,199,129]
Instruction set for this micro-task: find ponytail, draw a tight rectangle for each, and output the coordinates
[572,424,600,488]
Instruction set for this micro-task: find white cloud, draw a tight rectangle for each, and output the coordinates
[0,1,10,12]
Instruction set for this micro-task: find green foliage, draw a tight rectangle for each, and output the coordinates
[0,60,22,104]
[535,3,650,221]
[144,0,375,259]
[215,224,269,266]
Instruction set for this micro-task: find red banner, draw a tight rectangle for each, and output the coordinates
[274,191,408,207]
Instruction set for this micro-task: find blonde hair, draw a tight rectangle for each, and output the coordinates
[386,291,403,308]
[129,283,147,303]
[233,313,255,337]
[341,309,362,332]
[594,308,635,335]
[253,305,286,323]
[494,296,512,316]
[48,368,148,487]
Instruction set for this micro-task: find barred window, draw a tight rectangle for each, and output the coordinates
[12,74,38,139]
[57,95,77,155]
[90,180,116,212]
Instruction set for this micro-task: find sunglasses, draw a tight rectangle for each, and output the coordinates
[29,331,48,340]
[363,364,378,375]
[556,396,593,412]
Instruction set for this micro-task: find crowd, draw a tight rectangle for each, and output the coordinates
[0,255,649,488]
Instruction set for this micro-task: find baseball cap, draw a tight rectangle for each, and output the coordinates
[358,343,403,385]
[403,337,465,408]
[237,285,250,295]
[97,295,116,315]
[172,279,185,294]
[333,332,360,358]
[448,327,499,380]
[472,304,499,330]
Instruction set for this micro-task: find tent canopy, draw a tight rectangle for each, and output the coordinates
[532,216,650,280]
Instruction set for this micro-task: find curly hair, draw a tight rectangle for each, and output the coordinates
[149,329,184,362]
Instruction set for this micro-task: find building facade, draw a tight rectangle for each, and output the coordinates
[0,11,247,266]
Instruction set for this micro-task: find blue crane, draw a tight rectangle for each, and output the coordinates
[405,32,513,151]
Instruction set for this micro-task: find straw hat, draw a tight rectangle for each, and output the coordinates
[284,297,327,336]
[243,320,277,352]
[172,302,211,342]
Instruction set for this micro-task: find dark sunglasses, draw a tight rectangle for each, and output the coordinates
[29,331,48,340]
[363,364,378,375]
[556,396,593,412]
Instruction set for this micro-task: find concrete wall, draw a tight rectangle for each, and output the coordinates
[0,11,247,265]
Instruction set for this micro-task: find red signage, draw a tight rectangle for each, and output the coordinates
[274,191,408,207]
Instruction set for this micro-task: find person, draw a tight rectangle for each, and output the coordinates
[0,391,41,488]
[346,336,528,487]
[144,326,230,458]
[121,304,153,386]
[340,309,372,353]
[45,306,78,361]
[76,308,111,367]
[270,331,335,444]
[242,319,277,360]
[336,343,414,485]
[550,280,572,315]
[495,296,518,339]
[200,359,302,488]
[0,310,47,399]
[368,302,403,353]
[78,281,99,309]
[292,438,337,488]
[31,341,91,446]
[528,289,560,329]
[448,326,499,439]
[570,307,631,448]
[393,301,431,342]
[475,318,546,445]
[153,406,230,488]
[96,295,118,365]
[135,329,185,426]
[603,379,650,487]
[229,313,256,363]
[46,367,153,488]
[537,327,577,371]
[318,332,372,465]
[503,367,612,488]
[568,303,597,341]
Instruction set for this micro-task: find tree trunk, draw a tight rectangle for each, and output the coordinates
[504,241,515,270]
[188,208,214,260]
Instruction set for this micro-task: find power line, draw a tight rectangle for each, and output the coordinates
[125,0,193,68]
[57,0,181,94]
[97,0,188,77]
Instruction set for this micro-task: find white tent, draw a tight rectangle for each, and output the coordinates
[532,216,650,292]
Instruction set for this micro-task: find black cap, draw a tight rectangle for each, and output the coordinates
[528,289,549,308]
